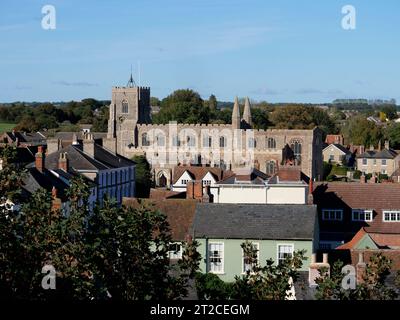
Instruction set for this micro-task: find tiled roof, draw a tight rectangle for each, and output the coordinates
[323,144,352,155]
[217,168,268,185]
[193,204,317,240]
[172,166,234,184]
[123,198,197,241]
[313,182,400,234]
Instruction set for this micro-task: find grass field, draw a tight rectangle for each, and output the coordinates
[0,122,16,133]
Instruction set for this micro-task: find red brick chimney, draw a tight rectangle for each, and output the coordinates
[356,252,366,284]
[307,179,314,204]
[35,146,45,172]
[51,186,62,211]
[186,180,205,201]
[58,152,68,171]
[369,173,377,184]
[186,181,194,199]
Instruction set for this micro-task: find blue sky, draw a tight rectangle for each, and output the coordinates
[1,0,399,103]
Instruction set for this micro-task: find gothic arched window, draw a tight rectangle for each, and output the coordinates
[156,134,165,147]
[142,133,150,146]
[248,138,257,148]
[267,137,276,149]
[187,135,196,147]
[219,136,227,148]
[122,100,129,113]
[266,161,276,175]
[290,139,302,164]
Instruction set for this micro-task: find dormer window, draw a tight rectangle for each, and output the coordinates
[352,209,373,222]
[322,209,343,221]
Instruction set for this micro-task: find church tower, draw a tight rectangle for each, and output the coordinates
[104,73,151,154]
[231,96,241,130]
[242,97,252,128]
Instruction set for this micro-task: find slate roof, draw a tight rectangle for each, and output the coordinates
[193,204,317,240]
[3,131,46,145]
[45,143,135,172]
[22,166,70,200]
[0,146,35,164]
[357,148,398,159]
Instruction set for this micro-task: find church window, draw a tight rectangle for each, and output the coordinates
[291,140,302,164]
[122,100,129,113]
[142,133,150,146]
[267,137,276,149]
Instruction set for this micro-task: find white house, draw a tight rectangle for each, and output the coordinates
[216,167,309,205]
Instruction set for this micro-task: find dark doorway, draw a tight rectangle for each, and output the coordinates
[159,174,167,187]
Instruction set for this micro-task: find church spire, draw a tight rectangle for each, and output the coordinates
[127,65,136,88]
[242,97,252,127]
[232,96,241,129]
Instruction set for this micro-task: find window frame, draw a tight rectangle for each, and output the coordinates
[352,209,373,222]
[276,243,294,265]
[322,209,343,221]
[383,210,400,222]
[208,242,224,274]
[169,242,183,260]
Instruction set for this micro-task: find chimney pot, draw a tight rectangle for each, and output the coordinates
[35,146,45,172]
[323,253,328,264]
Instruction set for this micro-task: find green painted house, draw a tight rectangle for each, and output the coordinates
[193,203,319,282]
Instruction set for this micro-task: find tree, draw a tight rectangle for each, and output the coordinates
[315,253,398,300]
[269,105,336,133]
[341,115,383,146]
[384,123,400,149]
[231,241,306,300]
[132,155,152,198]
[208,94,217,111]
[153,89,204,124]
[150,97,160,106]
[87,199,200,300]
[251,108,270,130]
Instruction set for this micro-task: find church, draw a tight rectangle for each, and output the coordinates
[103,79,324,187]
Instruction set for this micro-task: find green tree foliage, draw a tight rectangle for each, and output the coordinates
[0,163,200,300]
[153,89,205,124]
[384,123,400,149]
[341,115,383,146]
[269,106,336,133]
[208,94,217,111]
[150,97,160,106]
[315,253,398,300]
[132,155,152,198]
[195,273,234,300]
[87,199,200,299]
[231,241,306,300]
[196,241,306,300]
[251,108,271,130]
[0,99,109,132]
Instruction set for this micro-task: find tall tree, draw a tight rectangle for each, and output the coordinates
[208,94,217,111]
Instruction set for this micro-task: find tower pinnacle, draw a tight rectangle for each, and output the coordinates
[232,96,241,129]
